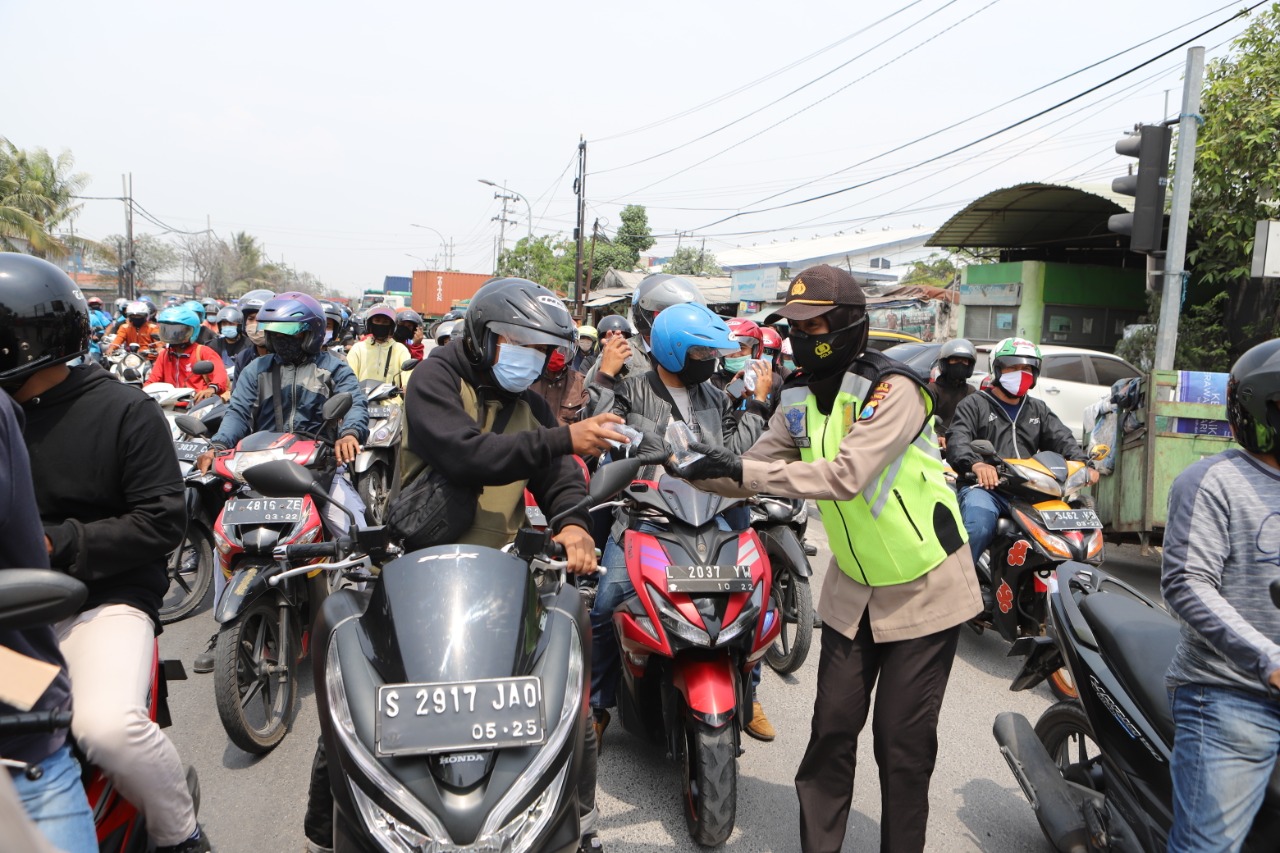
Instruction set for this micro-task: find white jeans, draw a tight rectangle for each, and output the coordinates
[55,604,197,846]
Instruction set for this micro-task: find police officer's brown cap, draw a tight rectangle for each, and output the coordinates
[764,264,866,324]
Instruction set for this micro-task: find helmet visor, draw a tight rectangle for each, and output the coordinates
[157,322,193,344]
[687,344,738,362]
[488,321,574,351]
[259,321,307,336]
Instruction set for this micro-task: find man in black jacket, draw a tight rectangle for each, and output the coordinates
[946,337,1096,565]
[0,254,208,852]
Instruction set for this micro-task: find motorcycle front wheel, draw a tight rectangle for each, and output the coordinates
[160,527,214,624]
[357,462,390,526]
[679,718,737,847]
[214,598,296,754]
[764,557,813,675]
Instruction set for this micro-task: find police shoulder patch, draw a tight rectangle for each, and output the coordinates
[859,381,893,421]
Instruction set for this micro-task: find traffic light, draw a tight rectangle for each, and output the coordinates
[1107,124,1172,254]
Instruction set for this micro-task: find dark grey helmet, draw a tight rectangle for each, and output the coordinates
[938,338,977,362]
[631,274,705,338]
[462,278,575,367]
[0,254,91,385]
[1227,338,1280,454]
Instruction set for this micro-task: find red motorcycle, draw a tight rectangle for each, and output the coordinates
[608,473,781,847]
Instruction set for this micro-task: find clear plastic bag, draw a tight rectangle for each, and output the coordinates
[665,420,705,469]
[606,423,645,453]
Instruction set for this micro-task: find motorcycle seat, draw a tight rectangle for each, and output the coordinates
[1078,591,1180,742]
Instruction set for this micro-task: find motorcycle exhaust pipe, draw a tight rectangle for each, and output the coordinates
[992,712,1096,853]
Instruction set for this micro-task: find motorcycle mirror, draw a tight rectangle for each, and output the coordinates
[192,360,215,376]
[175,415,208,438]
[122,367,141,382]
[322,392,353,423]
[971,439,998,458]
[401,358,420,372]
[0,570,88,632]
[1089,444,1110,462]
[242,459,326,501]
[1271,579,1280,610]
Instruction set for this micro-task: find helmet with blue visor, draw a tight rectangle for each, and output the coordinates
[156,306,202,346]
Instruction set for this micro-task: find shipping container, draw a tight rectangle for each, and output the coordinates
[383,275,412,293]
[412,270,493,317]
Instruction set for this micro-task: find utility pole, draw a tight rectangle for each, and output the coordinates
[573,137,587,310]
[122,174,135,299]
[583,218,600,307]
[491,183,519,276]
[1154,46,1205,372]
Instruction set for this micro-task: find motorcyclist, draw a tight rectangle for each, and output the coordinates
[106,297,130,335]
[945,337,1096,566]
[572,324,598,373]
[230,289,275,377]
[583,314,637,387]
[760,324,784,370]
[530,341,590,427]
[148,306,230,400]
[303,277,625,853]
[433,319,458,348]
[0,254,210,852]
[584,273,708,389]
[181,300,217,347]
[712,316,781,416]
[587,301,774,746]
[86,296,113,362]
[778,336,797,380]
[199,298,220,334]
[927,337,977,446]
[104,300,162,360]
[209,306,251,372]
[394,308,426,360]
[346,306,411,388]
[318,300,346,351]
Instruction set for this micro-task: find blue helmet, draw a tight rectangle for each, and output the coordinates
[183,300,207,323]
[650,303,738,373]
[156,306,202,345]
[257,291,326,354]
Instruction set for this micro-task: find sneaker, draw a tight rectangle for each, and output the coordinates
[303,842,334,853]
[592,709,610,755]
[156,825,212,853]
[193,633,217,674]
[744,701,775,742]
[579,831,604,851]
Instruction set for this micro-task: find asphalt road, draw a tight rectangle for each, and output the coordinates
[158,525,1163,852]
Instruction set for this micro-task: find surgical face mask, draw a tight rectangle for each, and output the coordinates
[323,330,334,345]
[268,332,309,365]
[369,322,392,341]
[677,356,717,388]
[782,358,796,373]
[722,355,750,374]
[245,316,266,347]
[998,368,1035,398]
[492,343,545,393]
[220,324,240,340]
[578,339,594,353]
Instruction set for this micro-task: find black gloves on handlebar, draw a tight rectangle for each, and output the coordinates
[664,441,743,484]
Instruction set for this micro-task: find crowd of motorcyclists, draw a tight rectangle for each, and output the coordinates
[1,250,1277,853]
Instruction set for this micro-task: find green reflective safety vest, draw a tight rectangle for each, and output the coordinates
[780,361,967,587]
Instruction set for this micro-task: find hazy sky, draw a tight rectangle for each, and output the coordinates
[1,0,1256,296]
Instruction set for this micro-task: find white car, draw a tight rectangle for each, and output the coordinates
[973,344,1141,442]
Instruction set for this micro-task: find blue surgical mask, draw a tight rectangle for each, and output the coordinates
[782,358,796,372]
[323,330,334,345]
[220,325,240,340]
[492,343,545,393]
[722,355,750,373]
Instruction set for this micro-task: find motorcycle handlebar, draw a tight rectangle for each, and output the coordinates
[0,709,72,736]
[282,541,340,561]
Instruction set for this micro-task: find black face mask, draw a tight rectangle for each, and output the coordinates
[268,332,310,365]
[677,357,717,388]
[789,316,868,380]
[938,360,974,384]
[369,323,392,341]
[129,317,146,329]
[392,326,413,343]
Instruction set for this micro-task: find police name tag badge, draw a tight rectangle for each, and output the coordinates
[784,406,810,448]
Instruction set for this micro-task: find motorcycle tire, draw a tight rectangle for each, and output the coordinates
[679,718,737,847]
[160,527,214,624]
[214,598,296,754]
[1047,665,1079,702]
[764,562,813,675]
[357,462,390,527]
[1034,700,1102,792]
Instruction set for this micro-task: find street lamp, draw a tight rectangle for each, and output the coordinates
[409,224,451,269]
[404,253,434,269]
[478,179,533,246]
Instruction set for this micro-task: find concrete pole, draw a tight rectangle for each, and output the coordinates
[1154,46,1204,372]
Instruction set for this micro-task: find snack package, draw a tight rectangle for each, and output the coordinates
[665,419,705,469]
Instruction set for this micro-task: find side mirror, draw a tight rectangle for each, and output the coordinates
[401,358,420,372]
[122,368,141,382]
[587,455,649,503]
[192,360,215,376]
[243,459,325,501]
[0,570,88,632]
[1271,579,1280,610]
[971,439,998,458]
[175,415,208,438]
[322,392,353,423]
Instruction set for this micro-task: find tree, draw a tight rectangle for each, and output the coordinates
[899,253,959,288]
[98,233,179,287]
[663,245,721,277]
[1186,2,1280,355]
[613,204,655,268]
[498,235,576,294]
[0,138,92,259]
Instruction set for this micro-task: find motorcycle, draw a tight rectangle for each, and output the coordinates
[202,393,356,754]
[607,470,782,847]
[963,439,1103,701]
[106,344,155,386]
[993,562,1280,852]
[239,452,658,853]
[749,494,817,675]
[351,378,404,525]
[0,569,197,853]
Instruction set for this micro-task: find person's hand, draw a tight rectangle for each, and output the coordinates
[752,360,773,403]
[44,535,53,555]
[1269,668,1280,692]
[196,449,216,474]
[334,435,361,465]
[569,413,627,456]
[553,524,598,575]
[1087,466,1100,486]
[598,334,632,377]
[938,434,949,452]
[665,442,743,483]
[194,387,215,401]
[972,462,1000,489]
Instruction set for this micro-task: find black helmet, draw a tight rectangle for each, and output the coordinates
[201,297,220,317]
[461,278,575,367]
[215,306,244,326]
[238,289,276,315]
[938,338,977,363]
[1227,338,1280,455]
[632,274,705,339]
[596,314,633,338]
[442,309,466,322]
[0,254,91,386]
[396,308,423,327]
[319,301,345,334]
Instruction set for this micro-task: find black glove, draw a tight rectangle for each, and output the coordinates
[664,441,743,483]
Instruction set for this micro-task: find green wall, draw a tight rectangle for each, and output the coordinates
[1041,264,1146,309]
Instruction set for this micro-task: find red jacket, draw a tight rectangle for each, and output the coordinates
[149,344,229,394]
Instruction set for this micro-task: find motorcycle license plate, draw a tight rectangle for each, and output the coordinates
[173,440,205,462]
[375,677,545,757]
[1040,508,1102,530]
[368,405,392,419]
[221,498,305,525]
[665,565,752,594]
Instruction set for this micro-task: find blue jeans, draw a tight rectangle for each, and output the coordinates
[1169,683,1280,852]
[12,743,98,853]
[958,486,1011,564]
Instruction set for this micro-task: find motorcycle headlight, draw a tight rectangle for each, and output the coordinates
[649,586,711,647]
[794,500,808,526]
[224,448,291,482]
[1011,464,1063,498]
[1063,464,1092,498]
[372,426,391,444]
[348,784,433,853]
[716,581,763,645]
[123,353,144,369]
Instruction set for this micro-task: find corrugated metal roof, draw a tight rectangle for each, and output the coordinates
[926,182,1134,249]
[715,227,934,270]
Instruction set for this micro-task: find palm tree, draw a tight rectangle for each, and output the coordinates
[0,138,93,259]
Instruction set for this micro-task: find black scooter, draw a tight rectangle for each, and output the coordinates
[749,494,817,674]
[241,453,656,853]
[993,562,1280,852]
